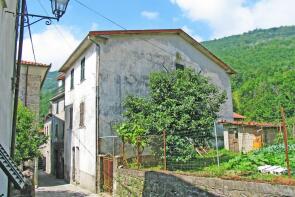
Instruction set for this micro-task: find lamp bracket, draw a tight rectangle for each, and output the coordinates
[5,11,59,26]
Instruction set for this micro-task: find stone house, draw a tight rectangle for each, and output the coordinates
[220,119,279,153]
[0,0,19,195]
[58,29,235,193]
[42,73,65,179]
[19,60,50,119]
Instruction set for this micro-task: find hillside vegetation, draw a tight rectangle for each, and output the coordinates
[40,71,58,119]
[40,26,295,124]
[204,26,295,123]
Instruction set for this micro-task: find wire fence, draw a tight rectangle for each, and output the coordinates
[98,110,295,180]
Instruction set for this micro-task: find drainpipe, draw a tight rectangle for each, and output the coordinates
[89,36,101,193]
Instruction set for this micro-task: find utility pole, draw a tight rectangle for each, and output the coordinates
[280,107,291,177]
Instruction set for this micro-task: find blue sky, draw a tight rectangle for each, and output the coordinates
[23,0,295,70]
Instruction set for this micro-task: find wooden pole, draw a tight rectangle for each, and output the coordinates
[163,130,167,171]
[136,137,140,169]
[280,107,291,177]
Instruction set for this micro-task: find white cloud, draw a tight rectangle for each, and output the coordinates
[23,25,80,71]
[171,0,295,38]
[141,11,159,20]
[182,25,203,41]
[90,22,99,31]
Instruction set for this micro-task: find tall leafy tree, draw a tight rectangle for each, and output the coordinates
[116,68,226,163]
[15,101,48,165]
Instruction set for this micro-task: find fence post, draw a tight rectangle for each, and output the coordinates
[280,107,291,177]
[214,122,220,167]
[163,130,167,171]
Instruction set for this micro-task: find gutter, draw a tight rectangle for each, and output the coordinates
[89,36,101,193]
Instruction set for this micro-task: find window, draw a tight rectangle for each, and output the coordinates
[62,123,64,139]
[70,69,74,89]
[79,102,85,127]
[56,101,59,114]
[69,107,73,129]
[175,63,184,70]
[55,124,58,138]
[80,57,85,81]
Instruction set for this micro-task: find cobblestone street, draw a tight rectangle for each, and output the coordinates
[35,171,108,197]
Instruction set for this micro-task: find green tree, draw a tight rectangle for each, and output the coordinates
[116,68,226,163]
[15,101,48,165]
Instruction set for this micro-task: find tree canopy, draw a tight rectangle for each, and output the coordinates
[116,68,226,163]
[15,101,48,165]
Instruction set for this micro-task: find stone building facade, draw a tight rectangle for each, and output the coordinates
[59,29,235,193]
[19,61,50,119]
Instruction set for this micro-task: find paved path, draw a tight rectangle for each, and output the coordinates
[36,171,109,197]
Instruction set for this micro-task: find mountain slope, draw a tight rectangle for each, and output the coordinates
[40,71,58,119]
[203,26,295,122]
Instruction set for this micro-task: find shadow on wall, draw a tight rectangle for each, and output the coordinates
[142,171,218,197]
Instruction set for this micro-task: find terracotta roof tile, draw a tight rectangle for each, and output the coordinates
[218,119,279,128]
[20,60,50,67]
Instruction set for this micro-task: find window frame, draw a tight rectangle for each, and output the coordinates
[69,107,73,129]
[70,69,74,90]
[79,102,85,128]
[56,101,59,114]
[80,57,85,82]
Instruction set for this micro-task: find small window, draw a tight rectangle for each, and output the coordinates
[79,102,85,127]
[56,101,59,114]
[69,107,73,129]
[175,63,184,70]
[70,69,74,89]
[80,57,85,81]
[62,123,64,139]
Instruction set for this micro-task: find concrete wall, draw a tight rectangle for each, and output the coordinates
[64,44,97,192]
[0,0,18,196]
[43,119,52,174]
[115,169,295,197]
[98,34,233,154]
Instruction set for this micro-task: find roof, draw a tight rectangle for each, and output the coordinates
[233,113,246,119]
[59,29,235,74]
[218,119,279,128]
[57,73,65,80]
[20,60,50,67]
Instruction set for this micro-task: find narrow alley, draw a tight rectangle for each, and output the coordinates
[35,171,104,197]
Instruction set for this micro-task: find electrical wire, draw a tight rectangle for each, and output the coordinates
[25,2,36,63]
[37,0,75,49]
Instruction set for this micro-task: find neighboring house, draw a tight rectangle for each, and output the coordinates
[233,112,246,121]
[42,73,65,179]
[43,114,52,173]
[19,60,50,119]
[59,29,235,193]
[220,119,278,153]
[0,0,19,195]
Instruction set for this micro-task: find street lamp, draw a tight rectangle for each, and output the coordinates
[51,0,70,21]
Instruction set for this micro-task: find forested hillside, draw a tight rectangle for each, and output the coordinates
[204,26,295,123]
[40,26,295,123]
[40,71,58,119]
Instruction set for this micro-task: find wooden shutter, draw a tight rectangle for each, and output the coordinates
[79,102,85,127]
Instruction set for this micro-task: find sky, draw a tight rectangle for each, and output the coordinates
[23,0,295,70]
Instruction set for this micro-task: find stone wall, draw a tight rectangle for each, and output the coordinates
[115,169,295,197]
